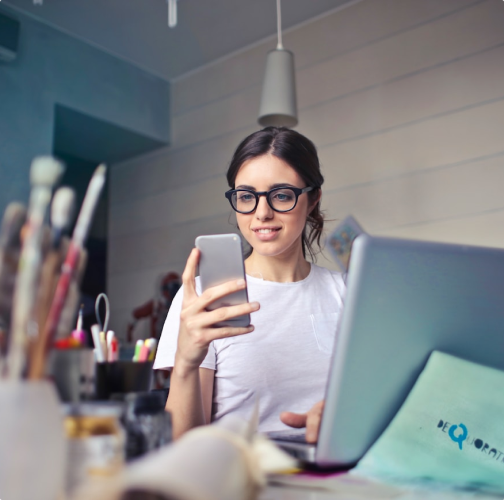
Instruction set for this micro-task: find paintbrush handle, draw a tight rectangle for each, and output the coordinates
[28,242,80,379]
[73,164,106,247]
[7,190,51,379]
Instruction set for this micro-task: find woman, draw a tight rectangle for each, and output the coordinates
[154,127,345,440]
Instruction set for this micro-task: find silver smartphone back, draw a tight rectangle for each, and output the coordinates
[195,233,250,327]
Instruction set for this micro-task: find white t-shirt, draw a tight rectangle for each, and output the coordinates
[154,263,345,433]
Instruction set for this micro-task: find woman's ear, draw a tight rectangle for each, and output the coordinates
[308,188,322,214]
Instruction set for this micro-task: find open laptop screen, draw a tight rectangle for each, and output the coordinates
[317,235,504,466]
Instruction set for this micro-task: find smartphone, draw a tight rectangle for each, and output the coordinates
[195,233,250,328]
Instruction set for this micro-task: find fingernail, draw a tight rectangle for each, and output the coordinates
[251,301,260,310]
[237,279,246,286]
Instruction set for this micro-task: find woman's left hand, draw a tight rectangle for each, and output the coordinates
[280,400,325,443]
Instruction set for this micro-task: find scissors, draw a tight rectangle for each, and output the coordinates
[94,293,110,333]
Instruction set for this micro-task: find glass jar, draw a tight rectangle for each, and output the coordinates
[122,391,172,460]
[63,402,125,493]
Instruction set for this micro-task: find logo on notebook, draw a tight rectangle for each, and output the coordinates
[437,419,504,463]
[447,423,467,450]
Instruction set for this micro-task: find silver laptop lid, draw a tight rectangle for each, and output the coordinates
[317,235,504,466]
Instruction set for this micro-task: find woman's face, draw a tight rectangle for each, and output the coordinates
[234,154,316,259]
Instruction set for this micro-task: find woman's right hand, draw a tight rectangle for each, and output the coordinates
[174,248,259,374]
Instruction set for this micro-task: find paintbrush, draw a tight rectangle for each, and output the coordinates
[6,157,64,379]
[36,187,75,337]
[29,164,107,379]
[50,187,75,248]
[0,203,27,377]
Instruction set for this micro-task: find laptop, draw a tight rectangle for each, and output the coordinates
[271,234,504,467]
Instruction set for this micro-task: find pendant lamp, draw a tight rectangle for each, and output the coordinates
[167,0,178,28]
[258,0,298,128]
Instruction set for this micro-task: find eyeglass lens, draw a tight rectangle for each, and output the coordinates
[232,188,298,213]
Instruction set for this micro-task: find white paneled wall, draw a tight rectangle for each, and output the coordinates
[109,0,504,339]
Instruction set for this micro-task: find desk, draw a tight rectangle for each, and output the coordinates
[261,486,337,499]
[259,482,502,499]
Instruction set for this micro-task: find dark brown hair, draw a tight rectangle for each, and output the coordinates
[226,126,324,260]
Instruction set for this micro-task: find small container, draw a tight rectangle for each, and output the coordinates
[95,360,153,400]
[63,402,125,493]
[47,348,96,402]
[122,391,172,460]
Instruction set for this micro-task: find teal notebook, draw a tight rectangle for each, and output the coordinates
[355,351,504,494]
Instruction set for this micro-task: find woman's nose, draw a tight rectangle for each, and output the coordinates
[255,195,274,220]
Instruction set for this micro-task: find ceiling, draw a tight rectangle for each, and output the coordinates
[1,0,353,81]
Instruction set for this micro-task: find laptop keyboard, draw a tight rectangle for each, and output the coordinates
[267,431,309,443]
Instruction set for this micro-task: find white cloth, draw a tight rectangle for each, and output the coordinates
[154,263,345,433]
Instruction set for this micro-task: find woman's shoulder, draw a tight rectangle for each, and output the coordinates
[310,262,343,280]
[309,263,346,294]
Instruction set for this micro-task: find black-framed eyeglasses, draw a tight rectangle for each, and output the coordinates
[225,186,314,214]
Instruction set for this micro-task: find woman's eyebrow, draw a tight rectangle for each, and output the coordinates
[235,183,297,190]
[270,183,297,189]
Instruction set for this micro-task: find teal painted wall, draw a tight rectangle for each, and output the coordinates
[0,7,170,213]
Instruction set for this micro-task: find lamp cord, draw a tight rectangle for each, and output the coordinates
[276,0,283,49]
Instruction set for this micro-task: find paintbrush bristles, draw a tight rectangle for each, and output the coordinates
[30,157,64,187]
[51,187,75,230]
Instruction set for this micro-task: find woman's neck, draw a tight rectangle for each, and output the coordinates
[244,246,311,283]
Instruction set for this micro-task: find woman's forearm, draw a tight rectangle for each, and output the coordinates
[166,358,206,439]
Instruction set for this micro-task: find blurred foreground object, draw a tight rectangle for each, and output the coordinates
[74,412,296,500]
[127,272,181,342]
[0,381,65,499]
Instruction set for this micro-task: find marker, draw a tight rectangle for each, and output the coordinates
[106,330,118,362]
[133,339,143,362]
[138,340,150,362]
[147,338,158,361]
[99,330,107,361]
[91,324,105,362]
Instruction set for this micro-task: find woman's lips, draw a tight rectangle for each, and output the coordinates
[252,227,281,241]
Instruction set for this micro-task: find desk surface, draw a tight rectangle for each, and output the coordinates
[260,483,502,499]
[261,486,335,499]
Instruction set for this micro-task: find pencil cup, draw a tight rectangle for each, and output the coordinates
[95,360,153,400]
[0,381,65,500]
